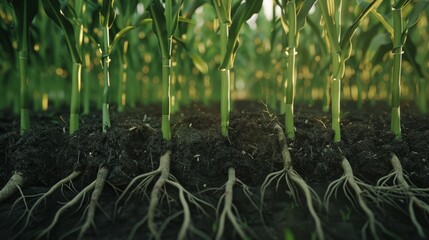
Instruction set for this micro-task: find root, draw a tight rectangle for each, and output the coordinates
[379,154,429,237]
[37,180,96,239]
[124,151,213,240]
[325,157,385,240]
[148,151,172,239]
[78,166,109,239]
[0,171,24,203]
[114,166,162,217]
[15,171,81,237]
[215,167,248,240]
[260,124,324,240]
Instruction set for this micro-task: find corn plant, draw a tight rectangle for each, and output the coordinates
[149,0,183,140]
[9,0,38,135]
[99,0,116,133]
[212,0,263,137]
[42,0,85,135]
[318,0,382,142]
[277,0,317,140]
[371,0,429,139]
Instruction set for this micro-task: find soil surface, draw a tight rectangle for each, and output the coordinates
[0,101,428,240]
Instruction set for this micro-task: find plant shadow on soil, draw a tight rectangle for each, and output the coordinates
[0,100,428,239]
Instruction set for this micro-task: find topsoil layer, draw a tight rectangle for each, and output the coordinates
[0,100,428,240]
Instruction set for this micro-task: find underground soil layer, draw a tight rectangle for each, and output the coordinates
[0,100,428,239]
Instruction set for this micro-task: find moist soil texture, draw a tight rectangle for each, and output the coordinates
[0,101,428,240]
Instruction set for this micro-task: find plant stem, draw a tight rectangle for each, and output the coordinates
[83,55,91,115]
[102,26,111,133]
[220,22,230,137]
[391,7,402,139]
[161,38,172,140]
[19,48,30,135]
[284,0,297,140]
[70,62,82,134]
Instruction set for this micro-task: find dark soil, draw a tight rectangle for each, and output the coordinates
[0,101,428,240]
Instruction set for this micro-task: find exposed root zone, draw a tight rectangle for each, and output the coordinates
[15,171,81,237]
[78,166,110,239]
[260,124,324,240]
[119,151,212,240]
[377,154,429,237]
[215,167,249,240]
[325,157,390,240]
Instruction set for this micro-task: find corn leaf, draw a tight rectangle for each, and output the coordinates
[403,33,426,78]
[41,0,82,63]
[189,52,209,74]
[401,1,429,44]
[371,9,393,38]
[340,0,383,60]
[393,0,411,9]
[149,0,168,56]
[10,0,38,51]
[219,0,263,70]
[99,0,116,28]
[212,0,231,23]
[297,0,317,31]
[108,18,152,54]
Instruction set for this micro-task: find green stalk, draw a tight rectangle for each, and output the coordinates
[331,54,343,142]
[161,37,172,140]
[17,0,32,135]
[220,22,230,137]
[83,53,91,115]
[390,6,402,139]
[284,0,297,140]
[69,0,84,135]
[70,62,82,134]
[19,47,30,135]
[102,26,111,133]
[318,0,342,142]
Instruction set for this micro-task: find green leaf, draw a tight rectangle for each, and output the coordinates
[393,0,411,10]
[402,0,429,44]
[403,34,426,78]
[212,0,232,24]
[11,0,39,51]
[42,0,82,63]
[188,52,208,73]
[297,0,317,31]
[365,32,390,61]
[167,0,183,36]
[219,0,263,70]
[99,0,116,28]
[108,18,152,54]
[371,9,393,38]
[149,0,168,56]
[340,0,383,60]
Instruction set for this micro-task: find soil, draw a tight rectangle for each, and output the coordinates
[0,100,428,240]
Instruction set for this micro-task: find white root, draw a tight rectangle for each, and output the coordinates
[15,171,81,237]
[0,171,24,203]
[141,151,212,240]
[386,154,429,237]
[340,158,380,240]
[260,124,324,240]
[78,166,110,239]
[114,167,162,216]
[215,167,249,240]
[37,180,96,239]
[148,151,171,239]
